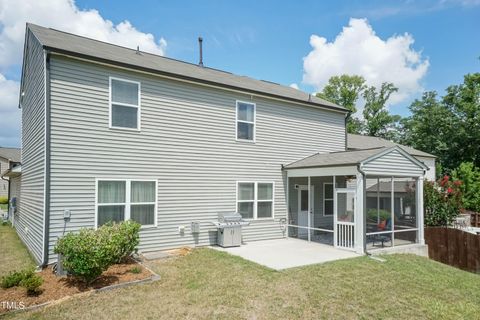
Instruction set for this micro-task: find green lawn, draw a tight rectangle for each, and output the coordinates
[4,247,480,320]
[0,224,36,276]
[0,203,7,212]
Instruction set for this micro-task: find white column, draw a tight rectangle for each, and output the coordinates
[417,176,425,245]
[355,173,365,254]
[307,176,311,242]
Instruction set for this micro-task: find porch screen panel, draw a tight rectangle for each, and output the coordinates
[393,178,417,230]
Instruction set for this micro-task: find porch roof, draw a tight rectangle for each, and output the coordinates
[284,145,429,177]
[284,148,386,169]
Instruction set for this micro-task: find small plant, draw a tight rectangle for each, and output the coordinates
[367,208,391,222]
[129,266,142,274]
[0,196,8,204]
[1,269,34,289]
[20,274,43,295]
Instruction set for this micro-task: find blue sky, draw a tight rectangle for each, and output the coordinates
[75,0,479,113]
[0,0,479,147]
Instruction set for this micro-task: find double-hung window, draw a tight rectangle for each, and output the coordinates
[236,101,255,141]
[237,182,274,219]
[96,179,156,227]
[110,77,141,130]
[323,182,334,216]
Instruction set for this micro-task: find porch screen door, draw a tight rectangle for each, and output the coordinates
[334,188,356,250]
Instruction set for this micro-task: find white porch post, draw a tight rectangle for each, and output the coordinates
[355,173,365,254]
[417,176,425,245]
[307,176,311,242]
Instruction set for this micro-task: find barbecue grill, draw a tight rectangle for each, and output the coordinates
[212,212,250,247]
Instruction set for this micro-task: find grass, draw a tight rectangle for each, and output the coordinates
[3,248,480,319]
[0,203,7,212]
[0,224,36,277]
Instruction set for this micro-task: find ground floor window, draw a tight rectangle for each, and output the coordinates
[96,179,157,227]
[237,181,274,219]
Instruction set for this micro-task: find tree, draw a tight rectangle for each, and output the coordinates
[362,82,401,140]
[442,73,480,168]
[402,73,480,171]
[316,75,366,133]
[401,91,453,167]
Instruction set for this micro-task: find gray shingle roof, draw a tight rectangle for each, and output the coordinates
[347,134,435,158]
[27,24,347,113]
[0,147,21,163]
[284,148,386,169]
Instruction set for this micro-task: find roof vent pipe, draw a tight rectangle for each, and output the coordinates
[198,37,204,67]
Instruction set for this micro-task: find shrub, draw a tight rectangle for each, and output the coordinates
[98,220,141,263]
[54,220,141,284]
[0,196,8,204]
[452,162,480,212]
[367,209,391,222]
[20,274,43,295]
[1,269,34,289]
[424,176,463,227]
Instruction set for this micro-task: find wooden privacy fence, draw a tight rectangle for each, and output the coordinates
[425,227,480,273]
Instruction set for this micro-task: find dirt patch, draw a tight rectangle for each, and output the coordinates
[0,258,152,314]
[165,247,192,257]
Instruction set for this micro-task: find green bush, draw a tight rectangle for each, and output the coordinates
[0,196,8,204]
[452,162,480,212]
[54,220,141,284]
[367,209,391,222]
[98,220,141,263]
[20,274,43,295]
[424,176,462,227]
[1,269,34,289]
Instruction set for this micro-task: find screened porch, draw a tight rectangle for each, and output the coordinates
[283,146,427,254]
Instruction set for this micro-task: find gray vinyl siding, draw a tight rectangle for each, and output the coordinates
[362,149,424,177]
[18,30,45,264]
[46,55,346,262]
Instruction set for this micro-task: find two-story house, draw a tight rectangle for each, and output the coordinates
[15,24,434,266]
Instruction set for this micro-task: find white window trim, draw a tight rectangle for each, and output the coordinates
[109,76,141,131]
[235,100,256,143]
[95,178,157,228]
[323,182,334,216]
[236,181,274,220]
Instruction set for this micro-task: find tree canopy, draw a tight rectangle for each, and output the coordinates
[316,72,480,175]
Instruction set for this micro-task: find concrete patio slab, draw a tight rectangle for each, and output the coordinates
[212,238,361,270]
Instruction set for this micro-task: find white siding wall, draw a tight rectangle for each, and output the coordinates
[416,156,436,181]
[362,149,425,177]
[18,30,45,264]
[47,55,346,262]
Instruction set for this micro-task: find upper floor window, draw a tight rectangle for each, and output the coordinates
[110,77,140,130]
[236,101,255,141]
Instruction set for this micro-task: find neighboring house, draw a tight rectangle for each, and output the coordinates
[0,147,21,199]
[16,23,433,266]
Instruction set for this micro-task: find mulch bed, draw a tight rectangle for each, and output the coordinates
[0,258,153,314]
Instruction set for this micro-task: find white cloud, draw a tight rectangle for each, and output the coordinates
[0,0,167,146]
[289,83,299,90]
[302,18,429,106]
